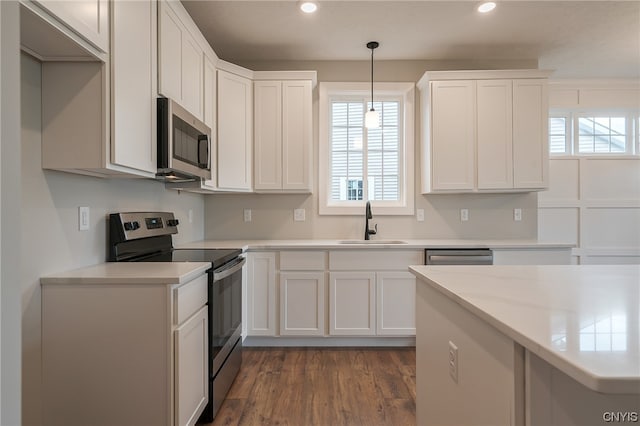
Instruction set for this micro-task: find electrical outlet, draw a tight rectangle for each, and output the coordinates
[78,206,90,231]
[448,341,459,383]
[514,208,522,221]
[188,209,193,223]
[243,209,252,222]
[460,208,469,222]
[416,209,425,222]
[294,208,306,221]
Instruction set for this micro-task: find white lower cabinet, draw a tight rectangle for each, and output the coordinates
[280,272,325,336]
[376,271,416,335]
[175,305,208,426]
[245,252,277,336]
[329,272,376,336]
[328,250,422,337]
[245,249,421,340]
[41,273,209,426]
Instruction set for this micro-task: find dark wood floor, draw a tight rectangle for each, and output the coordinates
[206,347,416,426]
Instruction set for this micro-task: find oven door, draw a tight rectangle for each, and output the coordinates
[210,256,245,375]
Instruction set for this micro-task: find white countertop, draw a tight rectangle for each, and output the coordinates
[409,265,640,394]
[41,262,211,285]
[177,238,573,250]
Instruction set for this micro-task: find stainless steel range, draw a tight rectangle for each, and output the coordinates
[108,212,243,423]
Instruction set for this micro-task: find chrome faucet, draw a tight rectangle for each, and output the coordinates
[364,201,377,240]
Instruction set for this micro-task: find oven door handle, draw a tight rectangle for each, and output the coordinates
[213,257,246,281]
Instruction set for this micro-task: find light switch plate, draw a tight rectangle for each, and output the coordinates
[294,208,306,221]
[416,209,425,222]
[78,206,90,231]
[514,208,522,221]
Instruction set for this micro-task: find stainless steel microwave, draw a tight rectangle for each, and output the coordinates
[157,97,212,182]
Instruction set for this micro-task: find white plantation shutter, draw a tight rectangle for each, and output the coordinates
[330,99,401,202]
[549,116,568,154]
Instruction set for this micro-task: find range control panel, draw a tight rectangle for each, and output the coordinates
[110,212,179,242]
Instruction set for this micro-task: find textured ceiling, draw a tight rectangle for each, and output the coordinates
[182,1,640,78]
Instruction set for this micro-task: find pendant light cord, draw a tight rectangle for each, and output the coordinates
[370,47,374,111]
[367,41,378,111]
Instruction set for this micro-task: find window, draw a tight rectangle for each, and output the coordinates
[549,115,570,154]
[577,115,626,153]
[549,110,638,156]
[319,82,415,215]
[331,100,400,202]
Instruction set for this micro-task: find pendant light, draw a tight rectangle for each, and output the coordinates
[365,41,380,129]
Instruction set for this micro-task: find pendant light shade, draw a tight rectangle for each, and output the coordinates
[365,41,379,129]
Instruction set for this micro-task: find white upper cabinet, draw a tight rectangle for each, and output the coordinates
[254,81,283,190]
[158,0,204,120]
[40,0,158,178]
[428,80,476,191]
[34,0,109,53]
[217,68,253,191]
[254,79,313,192]
[477,79,513,189]
[513,79,549,189]
[418,69,552,193]
[181,31,203,119]
[201,55,218,190]
[110,0,157,174]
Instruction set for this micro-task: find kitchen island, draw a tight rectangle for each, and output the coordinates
[409,265,639,426]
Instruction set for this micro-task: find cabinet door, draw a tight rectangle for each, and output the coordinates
[477,80,513,190]
[254,81,283,190]
[430,80,476,191]
[35,0,109,52]
[246,252,277,336]
[329,272,376,336]
[280,272,325,336]
[175,305,208,426]
[181,31,203,120]
[376,272,416,336]
[110,0,156,174]
[217,70,253,191]
[513,79,548,189]
[158,1,182,101]
[202,56,217,190]
[282,80,312,191]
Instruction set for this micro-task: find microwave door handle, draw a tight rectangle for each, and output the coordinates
[197,135,208,168]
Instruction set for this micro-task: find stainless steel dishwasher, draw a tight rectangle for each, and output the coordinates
[425,249,493,265]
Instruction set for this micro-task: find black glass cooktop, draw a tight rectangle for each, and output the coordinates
[138,248,242,269]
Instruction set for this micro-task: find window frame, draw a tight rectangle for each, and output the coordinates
[549,112,572,155]
[574,110,632,155]
[319,82,415,215]
[549,108,639,157]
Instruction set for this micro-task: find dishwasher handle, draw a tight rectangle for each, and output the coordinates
[425,249,493,265]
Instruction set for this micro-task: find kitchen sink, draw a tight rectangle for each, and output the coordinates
[338,240,408,245]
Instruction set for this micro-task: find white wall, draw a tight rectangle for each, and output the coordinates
[205,59,540,240]
[20,53,206,426]
[539,80,640,264]
[1,1,22,424]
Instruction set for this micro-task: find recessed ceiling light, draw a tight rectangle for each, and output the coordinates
[299,1,318,14]
[477,2,497,13]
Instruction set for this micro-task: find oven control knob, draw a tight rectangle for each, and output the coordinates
[123,221,140,231]
[167,219,179,227]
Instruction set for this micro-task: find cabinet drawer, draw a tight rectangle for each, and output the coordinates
[280,250,326,270]
[329,250,424,271]
[174,274,208,325]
